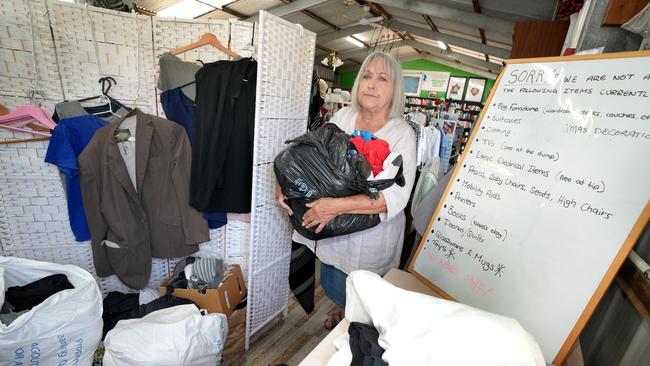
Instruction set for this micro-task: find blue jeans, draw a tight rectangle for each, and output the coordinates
[320,262,347,307]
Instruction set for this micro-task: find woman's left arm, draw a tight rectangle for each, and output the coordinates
[302,124,417,233]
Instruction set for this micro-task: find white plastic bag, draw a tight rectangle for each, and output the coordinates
[0,256,103,366]
[103,304,228,366]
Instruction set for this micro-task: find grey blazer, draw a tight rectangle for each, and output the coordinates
[78,109,209,289]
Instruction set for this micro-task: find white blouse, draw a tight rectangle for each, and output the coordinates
[293,107,417,275]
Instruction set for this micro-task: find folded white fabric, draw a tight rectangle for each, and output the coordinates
[340,270,545,366]
[327,334,353,366]
[103,304,228,366]
[138,287,160,305]
[371,152,402,181]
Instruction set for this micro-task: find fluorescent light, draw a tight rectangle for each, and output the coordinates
[345,36,365,48]
[157,0,214,19]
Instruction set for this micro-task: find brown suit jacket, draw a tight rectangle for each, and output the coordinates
[78,109,209,289]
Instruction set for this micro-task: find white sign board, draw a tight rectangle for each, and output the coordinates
[411,52,650,364]
[421,71,450,92]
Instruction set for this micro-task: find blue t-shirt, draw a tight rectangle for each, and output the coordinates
[45,115,108,241]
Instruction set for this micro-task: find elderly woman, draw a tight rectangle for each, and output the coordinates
[278,52,416,328]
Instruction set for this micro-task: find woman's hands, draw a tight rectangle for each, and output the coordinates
[302,198,340,234]
[275,182,293,216]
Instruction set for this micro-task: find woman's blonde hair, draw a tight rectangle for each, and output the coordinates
[350,52,405,120]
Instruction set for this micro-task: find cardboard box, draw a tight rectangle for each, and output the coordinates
[160,264,247,317]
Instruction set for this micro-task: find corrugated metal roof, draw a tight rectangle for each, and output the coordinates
[283,12,332,33]
[489,55,505,64]
[227,0,283,17]
[306,0,366,28]
[198,9,238,20]
[136,0,182,13]
[138,0,551,73]
[437,29,483,45]
[481,0,557,21]
[482,30,512,46]
[485,39,512,50]
[449,45,486,60]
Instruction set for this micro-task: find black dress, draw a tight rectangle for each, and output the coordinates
[190,58,257,213]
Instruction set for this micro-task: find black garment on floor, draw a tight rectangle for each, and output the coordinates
[190,58,257,213]
[4,274,74,312]
[348,322,387,366]
[101,291,196,338]
[289,241,316,313]
[102,292,140,338]
[307,70,323,132]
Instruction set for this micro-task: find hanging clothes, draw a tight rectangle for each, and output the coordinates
[307,70,323,131]
[159,87,227,229]
[78,109,209,289]
[349,135,391,176]
[45,114,109,241]
[190,58,257,213]
[52,98,131,123]
[156,52,201,101]
[160,88,195,138]
[157,53,228,229]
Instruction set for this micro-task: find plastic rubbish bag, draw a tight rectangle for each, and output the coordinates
[0,256,103,366]
[274,124,404,240]
[103,304,227,366]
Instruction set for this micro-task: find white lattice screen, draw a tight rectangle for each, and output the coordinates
[0,0,259,293]
[246,11,316,348]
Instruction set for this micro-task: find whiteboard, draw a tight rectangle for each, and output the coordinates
[410,51,650,364]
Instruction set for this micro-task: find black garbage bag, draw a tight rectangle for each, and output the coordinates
[274,124,404,240]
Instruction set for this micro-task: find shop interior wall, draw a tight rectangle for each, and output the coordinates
[337,59,495,102]
[577,0,643,53]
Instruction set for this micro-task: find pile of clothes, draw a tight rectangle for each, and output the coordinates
[170,257,224,290]
[102,256,226,337]
[1,273,74,326]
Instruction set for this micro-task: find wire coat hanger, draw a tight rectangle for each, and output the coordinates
[171,32,239,58]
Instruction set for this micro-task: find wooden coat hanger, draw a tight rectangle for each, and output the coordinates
[171,32,239,59]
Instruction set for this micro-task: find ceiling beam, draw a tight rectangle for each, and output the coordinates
[370,0,515,34]
[410,54,498,79]
[472,0,490,62]
[386,20,510,59]
[299,6,370,47]
[336,39,501,73]
[403,40,501,71]
[422,15,451,52]
[367,1,425,55]
[337,40,410,60]
[317,25,373,44]
[246,0,329,22]
[219,5,247,19]
[337,53,497,79]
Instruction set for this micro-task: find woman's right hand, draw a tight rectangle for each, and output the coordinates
[275,182,293,216]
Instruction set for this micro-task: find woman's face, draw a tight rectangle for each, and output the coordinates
[357,59,393,114]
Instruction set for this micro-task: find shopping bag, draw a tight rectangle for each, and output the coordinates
[274,124,404,240]
[103,304,228,366]
[0,256,103,366]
